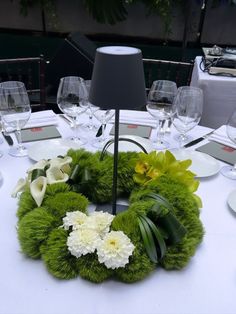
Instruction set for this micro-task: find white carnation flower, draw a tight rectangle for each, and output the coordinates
[96,231,135,269]
[62,211,88,230]
[87,211,114,237]
[67,228,100,258]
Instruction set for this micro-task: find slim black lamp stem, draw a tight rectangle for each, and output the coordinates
[112,108,120,215]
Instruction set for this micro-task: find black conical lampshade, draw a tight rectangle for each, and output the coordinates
[88,46,147,215]
[89,46,146,109]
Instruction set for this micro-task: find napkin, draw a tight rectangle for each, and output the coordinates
[110,110,157,128]
[23,110,58,129]
[208,125,236,149]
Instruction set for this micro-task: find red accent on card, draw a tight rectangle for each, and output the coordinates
[30,127,43,132]
[222,146,235,152]
[127,124,138,129]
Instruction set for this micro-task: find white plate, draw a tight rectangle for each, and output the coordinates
[172,149,221,178]
[106,135,154,154]
[227,190,236,212]
[28,139,81,162]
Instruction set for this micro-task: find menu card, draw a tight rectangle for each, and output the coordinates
[17,126,61,143]
[110,123,152,138]
[196,141,236,165]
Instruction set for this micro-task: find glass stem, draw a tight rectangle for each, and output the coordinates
[101,123,106,143]
[16,129,23,152]
[88,108,93,129]
[156,120,164,145]
[72,117,79,140]
[179,132,187,148]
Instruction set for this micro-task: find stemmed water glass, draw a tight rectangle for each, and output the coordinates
[0,81,31,157]
[83,80,99,131]
[172,86,203,148]
[0,114,4,158]
[92,109,115,149]
[146,80,177,149]
[220,109,236,179]
[57,76,88,145]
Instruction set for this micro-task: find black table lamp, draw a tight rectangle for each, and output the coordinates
[89,46,147,215]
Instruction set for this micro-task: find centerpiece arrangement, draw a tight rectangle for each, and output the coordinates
[13,148,204,283]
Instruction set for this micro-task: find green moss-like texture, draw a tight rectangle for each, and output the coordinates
[16,149,204,283]
[17,187,37,220]
[40,228,80,279]
[18,207,58,258]
[77,253,113,283]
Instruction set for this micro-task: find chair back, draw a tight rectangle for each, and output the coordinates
[143,58,194,92]
[0,55,46,111]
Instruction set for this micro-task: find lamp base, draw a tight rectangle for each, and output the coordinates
[95,203,129,214]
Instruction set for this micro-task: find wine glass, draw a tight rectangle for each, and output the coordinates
[146,80,177,149]
[220,109,236,179]
[92,109,115,149]
[172,86,203,148]
[57,76,88,145]
[83,80,99,131]
[0,114,4,158]
[0,81,31,157]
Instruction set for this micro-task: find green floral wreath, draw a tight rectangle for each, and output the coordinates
[16,149,204,283]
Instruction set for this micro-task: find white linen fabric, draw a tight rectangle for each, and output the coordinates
[23,110,58,128]
[110,110,157,128]
[209,125,236,148]
[1,112,236,314]
[191,56,236,128]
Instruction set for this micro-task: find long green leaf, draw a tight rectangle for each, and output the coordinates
[137,216,158,263]
[69,164,81,182]
[159,212,187,244]
[146,192,173,212]
[140,214,167,259]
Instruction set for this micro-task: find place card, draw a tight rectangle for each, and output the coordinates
[110,123,152,138]
[196,141,236,165]
[17,126,61,143]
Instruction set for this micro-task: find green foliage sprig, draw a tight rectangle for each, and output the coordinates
[137,192,186,263]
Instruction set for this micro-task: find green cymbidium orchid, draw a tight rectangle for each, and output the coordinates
[134,150,202,207]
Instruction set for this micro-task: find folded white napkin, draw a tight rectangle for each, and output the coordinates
[24,110,58,129]
[110,110,157,128]
[208,125,236,149]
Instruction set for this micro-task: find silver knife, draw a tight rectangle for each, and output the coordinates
[184,130,215,148]
[2,132,13,146]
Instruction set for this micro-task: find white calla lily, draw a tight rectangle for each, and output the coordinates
[49,156,72,175]
[30,176,47,207]
[11,178,27,198]
[27,159,49,173]
[46,167,69,184]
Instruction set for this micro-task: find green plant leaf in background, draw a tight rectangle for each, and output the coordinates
[83,0,128,24]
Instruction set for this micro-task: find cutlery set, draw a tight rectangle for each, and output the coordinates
[59,112,218,150]
[183,130,216,148]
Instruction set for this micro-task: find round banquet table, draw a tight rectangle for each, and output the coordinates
[0,111,235,314]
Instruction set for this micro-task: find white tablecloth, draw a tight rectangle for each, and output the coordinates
[191,56,236,128]
[0,112,236,314]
